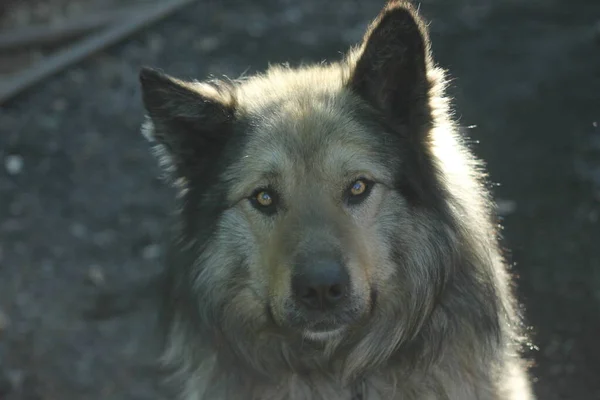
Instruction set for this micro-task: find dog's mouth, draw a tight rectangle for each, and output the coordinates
[298,319,350,341]
[270,296,373,340]
[302,325,346,341]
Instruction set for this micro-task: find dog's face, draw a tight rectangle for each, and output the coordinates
[221,85,404,340]
[141,1,450,349]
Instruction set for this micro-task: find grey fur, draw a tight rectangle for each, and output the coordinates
[138,1,535,399]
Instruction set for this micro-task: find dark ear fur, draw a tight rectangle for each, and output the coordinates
[348,1,433,129]
[139,67,236,184]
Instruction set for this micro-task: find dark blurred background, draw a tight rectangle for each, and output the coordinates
[0,0,599,399]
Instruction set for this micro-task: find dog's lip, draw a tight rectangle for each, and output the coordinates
[302,326,346,341]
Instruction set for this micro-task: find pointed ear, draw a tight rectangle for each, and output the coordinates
[348,1,433,129]
[139,67,236,185]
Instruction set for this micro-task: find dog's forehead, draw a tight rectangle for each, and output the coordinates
[222,66,395,199]
[248,94,369,157]
[236,65,368,151]
[238,98,385,179]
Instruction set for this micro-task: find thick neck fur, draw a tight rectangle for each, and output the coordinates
[165,299,512,400]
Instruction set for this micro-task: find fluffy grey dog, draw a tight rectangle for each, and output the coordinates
[138,1,535,399]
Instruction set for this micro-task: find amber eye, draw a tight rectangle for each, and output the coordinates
[250,188,278,215]
[346,178,373,206]
[255,190,273,207]
[350,180,367,196]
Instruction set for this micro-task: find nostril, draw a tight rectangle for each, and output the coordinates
[295,283,346,309]
[327,284,343,300]
[297,286,322,309]
[302,287,319,301]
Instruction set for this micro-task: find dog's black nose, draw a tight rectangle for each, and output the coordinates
[292,258,350,310]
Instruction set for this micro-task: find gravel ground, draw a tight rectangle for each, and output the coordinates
[0,0,599,399]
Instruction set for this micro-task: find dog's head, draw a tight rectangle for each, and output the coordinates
[141,1,468,371]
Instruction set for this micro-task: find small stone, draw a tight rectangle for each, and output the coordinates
[4,155,23,175]
[142,244,162,260]
[496,199,517,216]
[87,265,105,286]
[70,222,87,238]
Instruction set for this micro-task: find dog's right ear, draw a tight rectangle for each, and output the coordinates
[139,67,236,184]
[347,1,433,131]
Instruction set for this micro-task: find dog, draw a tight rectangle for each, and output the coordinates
[138,1,535,399]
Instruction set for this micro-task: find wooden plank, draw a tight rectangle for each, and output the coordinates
[0,7,141,51]
[0,0,197,105]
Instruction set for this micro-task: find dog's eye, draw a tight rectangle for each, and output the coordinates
[250,188,278,215]
[345,179,374,205]
[255,191,273,207]
[350,180,367,196]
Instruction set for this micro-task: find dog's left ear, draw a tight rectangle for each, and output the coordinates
[348,1,433,128]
